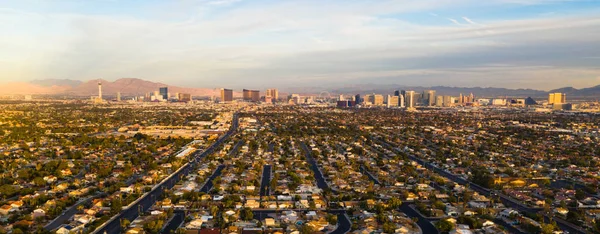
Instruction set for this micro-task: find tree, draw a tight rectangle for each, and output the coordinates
[33,177,46,186]
[240,207,254,221]
[299,224,315,234]
[540,223,556,234]
[111,199,123,214]
[567,210,584,226]
[435,219,455,233]
[326,214,337,225]
[575,189,586,200]
[388,197,402,209]
[121,218,131,229]
[383,222,396,233]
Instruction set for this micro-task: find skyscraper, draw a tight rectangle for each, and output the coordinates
[394,90,401,96]
[435,96,443,107]
[373,94,384,106]
[116,92,121,102]
[159,87,168,100]
[548,93,566,104]
[355,94,361,104]
[427,90,436,106]
[266,89,279,101]
[405,91,415,108]
[388,95,400,107]
[243,89,251,101]
[243,89,260,102]
[221,88,233,102]
[98,81,102,101]
[443,96,453,107]
[178,93,192,102]
[251,90,260,102]
[399,94,405,108]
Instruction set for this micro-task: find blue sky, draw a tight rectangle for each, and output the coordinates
[1,0,600,90]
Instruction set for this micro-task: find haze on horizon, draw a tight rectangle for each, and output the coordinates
[1,0,600,90]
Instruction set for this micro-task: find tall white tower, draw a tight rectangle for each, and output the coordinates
[98,81,102,101]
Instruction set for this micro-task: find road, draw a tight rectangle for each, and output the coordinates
[91,113,239,234]
[160,210,185,234]
[299,142,330,191]
[44,195,98,231]
[229,140,244,157]
[359,165,381,185]
[268,142,274,153]
[329,213,351,234]
[45,174,139,231]
[399,203,438,234]
[200,165,225,193]
[260,165,272,197]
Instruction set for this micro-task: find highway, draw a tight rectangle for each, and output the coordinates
[91,113,239,234]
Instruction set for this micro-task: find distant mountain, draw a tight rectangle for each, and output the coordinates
[3,78,599,98]
[548,87,578,94]
[549,85,600,97]
[0,82,72,95]
[63,78,219,97]
[30,79,82,88]
[3,78,219,97]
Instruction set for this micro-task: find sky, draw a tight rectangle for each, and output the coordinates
[1,0,600,90]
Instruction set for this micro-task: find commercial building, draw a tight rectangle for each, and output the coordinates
[405,91,415,108]
[553,103,573,111]
[159,87,168,100]
[427,90,436,106]
[221,89,233,102]
[243,89,260,102]
[266,89,279,101]
[387,95,400,107]
[372,94,384,106]
[548,93,566,104]
[251,90,260,102]
[524,97,537,106]
[443,96,453,107]
[243,89,251,101]
[435,96,444,107]
[178,93,192,102]
[491,99,507,106]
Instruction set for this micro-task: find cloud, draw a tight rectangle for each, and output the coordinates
[448,18,467,26]
[462,17,484,26]
[0,0,599,90]
[207,0,242,6]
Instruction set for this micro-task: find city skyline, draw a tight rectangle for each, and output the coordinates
[1,0,600,90]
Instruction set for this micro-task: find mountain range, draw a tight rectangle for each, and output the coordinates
[1,78,220,97]
[1,78,599,98]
